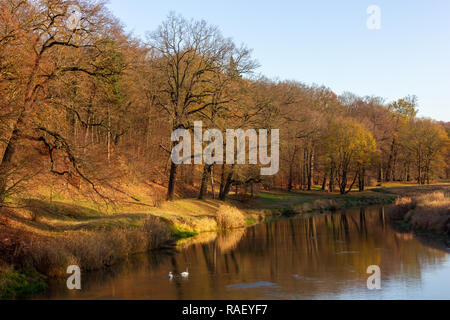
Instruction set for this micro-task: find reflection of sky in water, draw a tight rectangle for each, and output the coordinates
[333,258,450,300]
[39,206,450,300]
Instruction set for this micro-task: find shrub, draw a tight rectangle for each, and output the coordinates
[21,216,172,277]
[387,192,450,236]
[417,192,446,204]
[142,215,172,248]
[410,207,450,234]
[409,193,450,235]
[165,215,217,235]
[216,205,246,229]
[387,197,416,221]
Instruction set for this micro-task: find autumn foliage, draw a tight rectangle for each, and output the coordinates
[0,0,448,208]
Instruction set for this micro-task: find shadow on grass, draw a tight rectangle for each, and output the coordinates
[6,199,149,233]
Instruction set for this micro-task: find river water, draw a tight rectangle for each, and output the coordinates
[39,206,450,300]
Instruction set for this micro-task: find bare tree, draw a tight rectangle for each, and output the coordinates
[147,13,256,201]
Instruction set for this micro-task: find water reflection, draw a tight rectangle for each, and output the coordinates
[39,206,450,300]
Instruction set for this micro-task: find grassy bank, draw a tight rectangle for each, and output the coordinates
[387,191,450,238]
[1,183,448,299]
[0,198,264,298]
[0,264,47,300]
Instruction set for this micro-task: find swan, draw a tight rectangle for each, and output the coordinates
[181,268,189,278]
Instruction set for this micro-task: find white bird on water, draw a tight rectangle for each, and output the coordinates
[181,268,189,278]
[168,272,174,280]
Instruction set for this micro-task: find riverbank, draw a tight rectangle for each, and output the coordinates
[0,266,47,300]
[1,183,449,299]
[387,191,450,241]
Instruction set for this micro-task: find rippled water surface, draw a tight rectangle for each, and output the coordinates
[40,206,450,300]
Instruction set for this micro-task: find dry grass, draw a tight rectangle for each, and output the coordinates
[216,205,246,229]
[1,194,264,282]
[18,216,171,277]
[387,197,417,221]
[388,192,450,236]
[164,215,218,235]
[409,192,450,235]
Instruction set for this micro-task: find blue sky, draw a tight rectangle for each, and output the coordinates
[106,0,450,121]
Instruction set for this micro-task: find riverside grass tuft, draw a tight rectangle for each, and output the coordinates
[387,192,450,236]
[19,216,171,277]
[216,205,246,229]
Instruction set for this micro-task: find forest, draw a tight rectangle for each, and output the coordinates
[1,0,449,208]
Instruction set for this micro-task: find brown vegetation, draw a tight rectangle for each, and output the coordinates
[6,216,171,277]
[216,205,246,229]
[387,192,450,236]
[0,0,448,212]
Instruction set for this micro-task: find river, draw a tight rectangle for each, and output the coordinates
[38,206,450,300]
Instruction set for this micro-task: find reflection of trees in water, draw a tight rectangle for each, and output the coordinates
[43,206,450,300]
[217,229,246,253]
[379,207,387,230]
[179,206,449,298]
[41,249,175,299]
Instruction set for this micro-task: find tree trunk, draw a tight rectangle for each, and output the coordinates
[219,169,234,201]
[385,138,397,182]
[417,154,422,185]
[210,166,216,199]
[358,168,366,192]
[307,148,314,191]
[329,163,335,193]
[426,160,431,185]
[0,129,20,203]
[288,162,294,192]
[378,165,383,183]
[198,164,212,200]
[220,163,225,196]
[107,106,111,161]
[167,161,178,201]
[321,171,328,191]
[339,169,347,195]
[392,149,398,181]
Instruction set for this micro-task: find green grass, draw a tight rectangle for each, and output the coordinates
[255,190,394,210]
[251,184,450,214]
[171,229,199,240]
[0,269,47,300]
[257,192,302,202]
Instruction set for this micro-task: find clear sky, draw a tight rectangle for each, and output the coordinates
[106,0,450,121]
